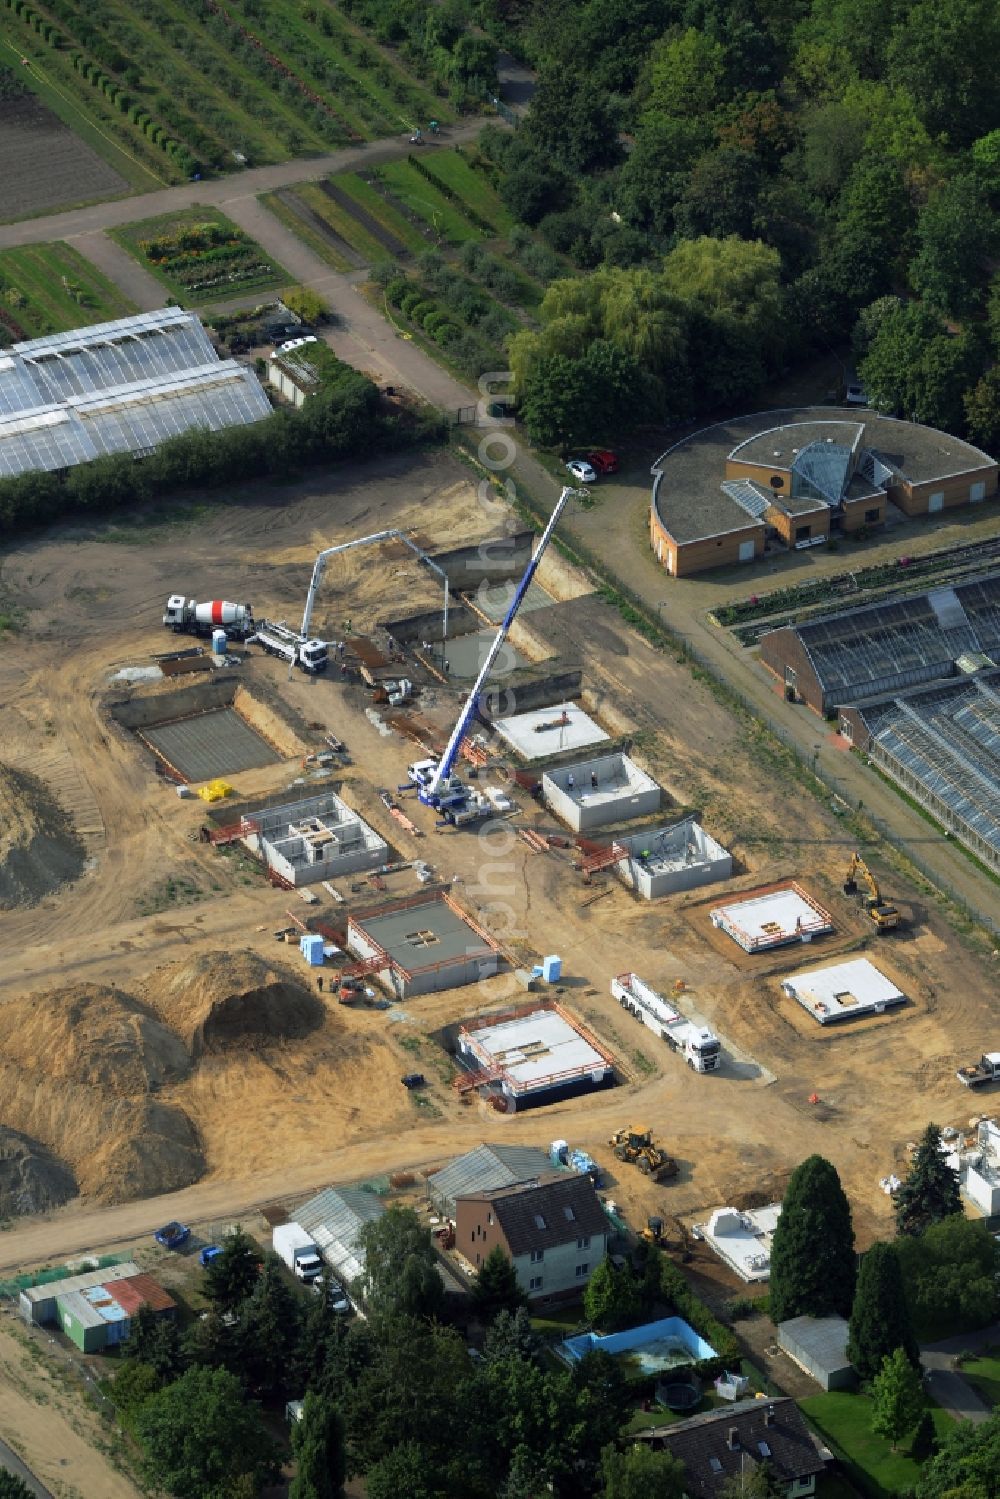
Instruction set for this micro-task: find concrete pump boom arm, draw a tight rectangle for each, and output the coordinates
[300,529,451,642]
[427,486,580,797]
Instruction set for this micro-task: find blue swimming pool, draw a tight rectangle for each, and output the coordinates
[560,1316,717,1374]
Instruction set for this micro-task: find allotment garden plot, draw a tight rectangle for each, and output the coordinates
[112,210,290,307]
[0,245,136,344]
[0,69,130,218]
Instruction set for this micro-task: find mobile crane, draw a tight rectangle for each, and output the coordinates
[843,853,899,932]
[405,486,581,821]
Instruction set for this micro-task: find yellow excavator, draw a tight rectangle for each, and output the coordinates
[608,1126,678,1181]
[844,853,900,932]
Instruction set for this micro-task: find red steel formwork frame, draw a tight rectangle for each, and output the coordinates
[456,998,617,1097]
[711,880,833,952]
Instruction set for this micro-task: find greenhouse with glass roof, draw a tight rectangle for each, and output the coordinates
[839,669,1000,872]
[0,309,272,478]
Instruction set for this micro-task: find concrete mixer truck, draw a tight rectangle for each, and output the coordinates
[163,595,255,640]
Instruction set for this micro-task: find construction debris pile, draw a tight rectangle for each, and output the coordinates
[0,763,85,908]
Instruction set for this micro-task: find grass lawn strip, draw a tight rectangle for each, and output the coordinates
[295,184,394,265]
[421,150,515,233]
[111,208,290,307]
[377,159,488,246]
[800,1392,954,1496]
[958,1347,1000,1408]
[334,174,428,255]
[260,192,357,274]
[0,244,136,336]
[319,180,408,258]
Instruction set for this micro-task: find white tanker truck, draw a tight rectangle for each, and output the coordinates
[163,595,255,640]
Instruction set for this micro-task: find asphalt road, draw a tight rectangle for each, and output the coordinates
[921,1323,1000,1424]
[0,1438,53,1499]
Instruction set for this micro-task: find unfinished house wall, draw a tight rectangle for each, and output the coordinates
[615,818,732,898]
[251,792,387,886]
[542,752,661,832]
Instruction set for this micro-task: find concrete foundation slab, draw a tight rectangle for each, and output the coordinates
[694,1204,782,1282]
[493,702,610,761]
[781,957,905,1024]
[142,707,279,781]
[710,884,833,952]
[472,578,553,623]
[444,628,526,680]
[543,752,661,832]
[616,818,732,898]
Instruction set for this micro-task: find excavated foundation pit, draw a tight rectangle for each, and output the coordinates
[109,677,304,782]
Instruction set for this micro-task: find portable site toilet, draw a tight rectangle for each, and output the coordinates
[542,954,562,982]
[300,933,324,967]
[212,628,227,655]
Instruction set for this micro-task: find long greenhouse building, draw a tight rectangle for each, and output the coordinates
[0,308,272,477]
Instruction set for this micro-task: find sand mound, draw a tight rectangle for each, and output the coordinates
[0,985,202,1204]
[0,763,85,908]
[0,984,191,1095]
[142,950,324,1057]
[0,1126,77,1217]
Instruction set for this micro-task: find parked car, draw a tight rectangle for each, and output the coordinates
[401,1072,426,1089]
[312,1277,352,1315]
[587,449,619,474]
[154,1221,190,1250]
[199,1245,223,1268]
[565,458,596,484]
[844,381,868,406]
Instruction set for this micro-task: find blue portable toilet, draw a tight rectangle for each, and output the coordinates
[300,933,324,967]
[542,954,562,983]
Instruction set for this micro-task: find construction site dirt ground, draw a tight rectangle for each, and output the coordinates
[0,447,997,1286]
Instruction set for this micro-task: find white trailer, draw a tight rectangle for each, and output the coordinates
[273,1222,324,1281]
[163,595,255,639]
[250,620,328,673]
[611,972,721,1072]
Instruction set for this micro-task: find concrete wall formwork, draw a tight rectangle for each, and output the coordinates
[249,790,387,886]
[615,818,732,898]
[543,752,661,832]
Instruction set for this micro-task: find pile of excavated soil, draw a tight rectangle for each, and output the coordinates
[141,950,324,1057]
[0,763,85,908]
[0,1126,77,1218]
[0,984,191,1094]
[0,985,202,1204]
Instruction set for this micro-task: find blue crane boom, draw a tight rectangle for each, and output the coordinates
[422,485,579,801]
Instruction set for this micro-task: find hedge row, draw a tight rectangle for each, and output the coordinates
[0,364,444,536]
[658,1257,743,1366]
[384,274,460,347]
[2,0,196,175]
[405,153,496,236]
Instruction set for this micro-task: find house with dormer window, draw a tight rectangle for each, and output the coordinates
[454,1173,609,1303]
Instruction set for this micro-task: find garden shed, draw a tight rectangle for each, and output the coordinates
[778,1315,855,1391]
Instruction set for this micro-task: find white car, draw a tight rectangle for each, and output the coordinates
[566,459,596,484]
[845,382,868,407]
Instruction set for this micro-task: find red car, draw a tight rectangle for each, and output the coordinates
[587,449,619,474]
